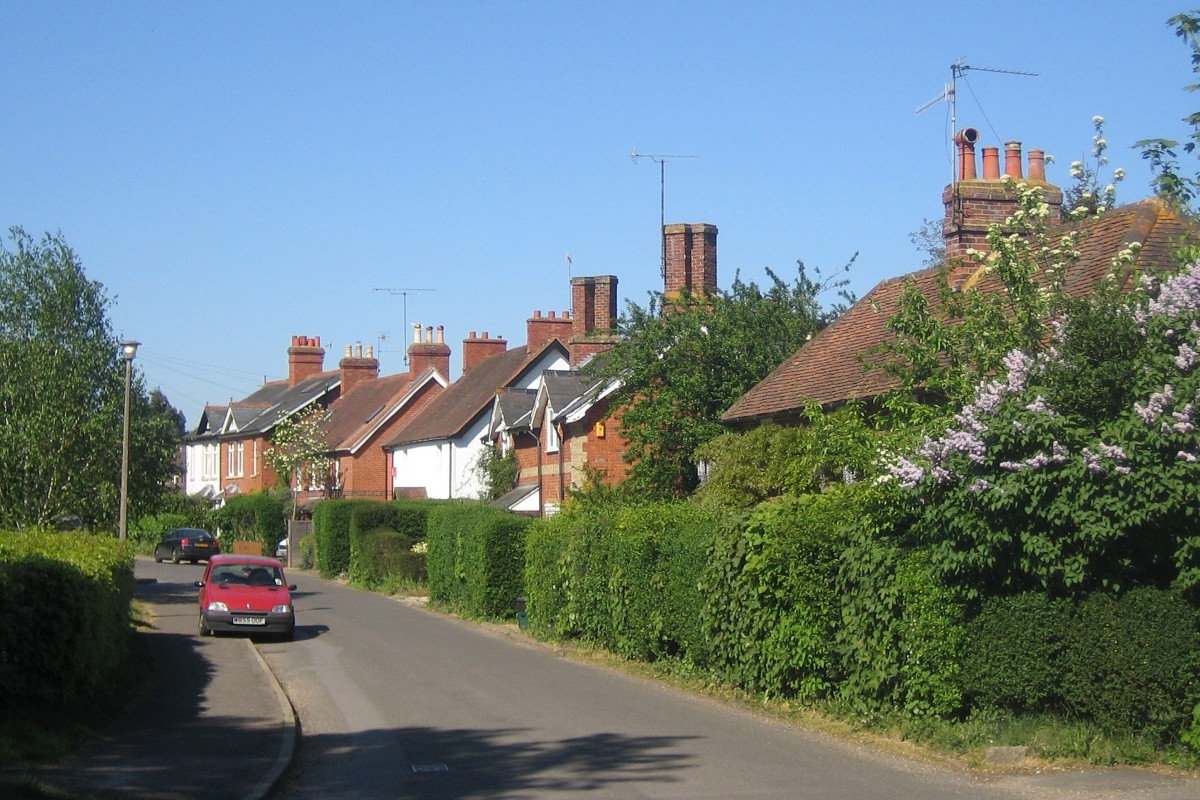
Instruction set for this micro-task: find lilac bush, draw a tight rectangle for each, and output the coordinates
[885,261,1200,596]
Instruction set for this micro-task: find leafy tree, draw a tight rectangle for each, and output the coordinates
[0,227,180,530]
[1136,11,1200,210]
[263,405,331,517]
[591,262,853,498]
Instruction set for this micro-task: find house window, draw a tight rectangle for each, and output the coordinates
[544,410,559,454]
[251,440,259,477]
[227,442,244,478]
[203,444,217,480]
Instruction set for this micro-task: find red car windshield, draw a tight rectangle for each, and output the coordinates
[210,564,284,586]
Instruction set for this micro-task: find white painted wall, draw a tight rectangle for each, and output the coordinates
[184,441,221,498]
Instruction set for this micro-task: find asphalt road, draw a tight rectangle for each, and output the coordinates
[252,570,1148,800]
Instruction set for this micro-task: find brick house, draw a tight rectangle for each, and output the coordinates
[214,336,341,499]
[188,331,450,505]
[483,224,721,515]
[723,132,1200,427]
[384,331,570,501]
[305,328,450,503]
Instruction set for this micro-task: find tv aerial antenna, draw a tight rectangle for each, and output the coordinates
[631,149,698,281]
[916,59,1038,182]
[373,288,434,365]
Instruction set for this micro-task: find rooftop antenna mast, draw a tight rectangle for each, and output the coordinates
[916,59,1038,183]
[631,149,698,281]
[373,288,434,365]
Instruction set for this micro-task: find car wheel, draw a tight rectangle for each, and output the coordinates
[190,559,198,565]
[172,548,181,564]
[198,613,212,637]
[281,625,295,642]
[154,550,162,563]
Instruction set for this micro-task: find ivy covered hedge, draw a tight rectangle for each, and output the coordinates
[700,490,854,702]
[0,530,134,707]
[524,501,723,663]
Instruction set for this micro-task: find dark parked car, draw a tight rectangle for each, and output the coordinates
[195,554,296,640]
[154,528,220,564]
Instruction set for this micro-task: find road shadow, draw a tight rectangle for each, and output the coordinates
[275,725,697,799]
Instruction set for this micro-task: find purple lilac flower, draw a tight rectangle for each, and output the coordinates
[1136,385,1176,424]
[1025,395,1056,415]
[1179,451,1198,463]
[1082,448,1103,474]
[889,457,926,489]
[1176,343,1198,371]
[968,479,991,493]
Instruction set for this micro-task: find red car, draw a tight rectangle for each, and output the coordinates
[195,554,297,641]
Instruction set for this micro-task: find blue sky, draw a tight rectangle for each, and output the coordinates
[1,1,1191,426]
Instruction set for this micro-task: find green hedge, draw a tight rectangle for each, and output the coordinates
[313,499,355,577]
[962,592,1070,714]
[700,492,849,701]
[0,531,133,707]
[523,501,722,664]
[428,503,528,618]
[346,499,431,588]
[213,492,284,555]
[1061,587,1200,742]
[836,490,967,717]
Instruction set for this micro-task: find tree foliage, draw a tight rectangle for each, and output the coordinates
[264,405,331,516]
[590,261,853,498]
[1136,11,1200,209]
[471,441,520,501]
[0,227,181,530]
[694,404,880,509]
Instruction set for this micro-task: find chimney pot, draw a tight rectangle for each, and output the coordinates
[437,325,444,344]
[982,147,1001,180]
[955,127,979,180]
[1004,141,1023,179]
[1028,149,1047,182]
[344,344,352,357]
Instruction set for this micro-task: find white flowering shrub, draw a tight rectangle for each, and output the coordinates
[886,261,1200,596]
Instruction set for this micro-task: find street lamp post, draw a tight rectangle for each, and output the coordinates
[118,339,139,540]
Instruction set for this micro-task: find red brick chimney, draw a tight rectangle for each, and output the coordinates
[526,310,573,351]
[663,223,717,299]
[942,129,1063,268]
[408,324,451,379]
[338,342,379,394]
[569,275,619,366]
[462,331,507,375]
[287,335,325,386]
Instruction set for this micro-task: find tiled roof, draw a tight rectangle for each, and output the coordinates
[495,388,537,431]
[384,340,569,448]
[224,373,340,435]
[184,405,227,441]
[322,368,442,453]
[723,199,1199,425]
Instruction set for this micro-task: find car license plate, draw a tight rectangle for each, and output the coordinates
[232,616,266,626]
[195,542,209,548]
